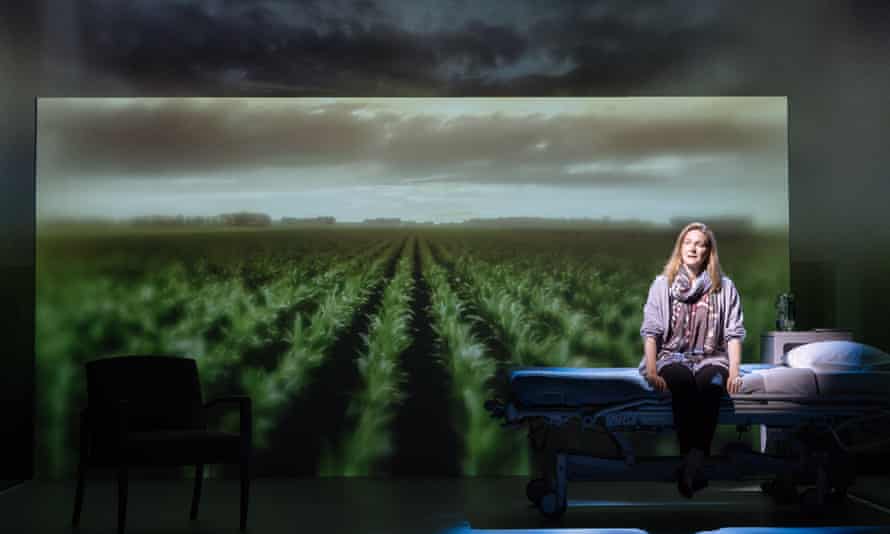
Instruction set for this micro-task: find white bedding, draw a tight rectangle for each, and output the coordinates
[739,366,890,396]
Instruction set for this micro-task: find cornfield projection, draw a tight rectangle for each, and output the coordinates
[36,224,787,478]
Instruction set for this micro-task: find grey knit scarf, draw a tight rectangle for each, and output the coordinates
[670,264,712,303]
[666,265,718,355]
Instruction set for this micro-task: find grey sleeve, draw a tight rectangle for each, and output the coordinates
[723,279,746,343]
[640,277,665,339]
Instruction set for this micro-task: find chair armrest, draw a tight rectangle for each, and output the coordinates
[204,395,251,411]
[204,396,252,451]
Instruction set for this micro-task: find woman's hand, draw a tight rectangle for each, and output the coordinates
[727,338,743,394]
[646,371,668,393]
[726,369,742,394]
[643,337,666,392]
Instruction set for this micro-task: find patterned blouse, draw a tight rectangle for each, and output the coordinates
[656,293,728,374]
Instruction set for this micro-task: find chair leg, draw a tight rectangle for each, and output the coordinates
[190,463,204,520]
[240,458,250,531]
[117,465,128,534]
[72,459,86,527]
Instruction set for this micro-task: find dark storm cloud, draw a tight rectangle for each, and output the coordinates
[487,1,728,94]
[76,0,525,93]
[39,100,382,176]
[70,0,731,95]
[371,112,781,182]
[39,98,783,189]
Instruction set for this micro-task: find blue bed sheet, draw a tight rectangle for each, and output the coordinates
[510,364,773,407]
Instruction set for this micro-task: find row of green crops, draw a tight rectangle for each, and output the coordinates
[319,240,416,476]
[452,254,599,366]
[238,240,400,448]
[441,248,646,368]
[201,240,392,387]
[191,241,392,392]
[431,243,585,368]
[421,240,529,475]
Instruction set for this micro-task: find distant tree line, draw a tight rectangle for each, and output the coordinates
[130,212,272,226]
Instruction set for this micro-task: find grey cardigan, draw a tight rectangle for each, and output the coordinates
[638,274,746,370]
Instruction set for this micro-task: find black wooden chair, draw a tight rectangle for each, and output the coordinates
[71,355,252,533]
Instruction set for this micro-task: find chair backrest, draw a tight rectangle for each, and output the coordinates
[86,355,205,431]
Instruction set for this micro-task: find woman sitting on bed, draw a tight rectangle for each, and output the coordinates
[640,221,746,498]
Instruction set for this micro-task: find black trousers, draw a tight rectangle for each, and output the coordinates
[659,363,728,456]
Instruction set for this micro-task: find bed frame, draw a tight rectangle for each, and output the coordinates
[487,386,890,519]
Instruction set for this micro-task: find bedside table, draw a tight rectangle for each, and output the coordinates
[758,330,853,454]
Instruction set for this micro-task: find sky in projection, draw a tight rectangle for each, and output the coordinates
[37,97,787,227]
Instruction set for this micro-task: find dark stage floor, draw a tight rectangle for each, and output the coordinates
[2,477,890,534]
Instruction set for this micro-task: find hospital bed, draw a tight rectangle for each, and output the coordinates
[485,363,890,519]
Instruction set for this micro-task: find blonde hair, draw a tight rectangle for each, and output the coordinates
[662,222,724,293]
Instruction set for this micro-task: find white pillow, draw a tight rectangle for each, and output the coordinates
[785,341,890,371]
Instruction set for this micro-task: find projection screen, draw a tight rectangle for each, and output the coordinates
[36,97,788,478]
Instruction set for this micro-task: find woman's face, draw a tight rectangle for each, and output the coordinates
[681,229,709,274]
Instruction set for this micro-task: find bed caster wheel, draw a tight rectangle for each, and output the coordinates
[538,492,566,520]
[526,478,549,504]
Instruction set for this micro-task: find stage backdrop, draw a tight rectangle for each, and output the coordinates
[36,97,788,478]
